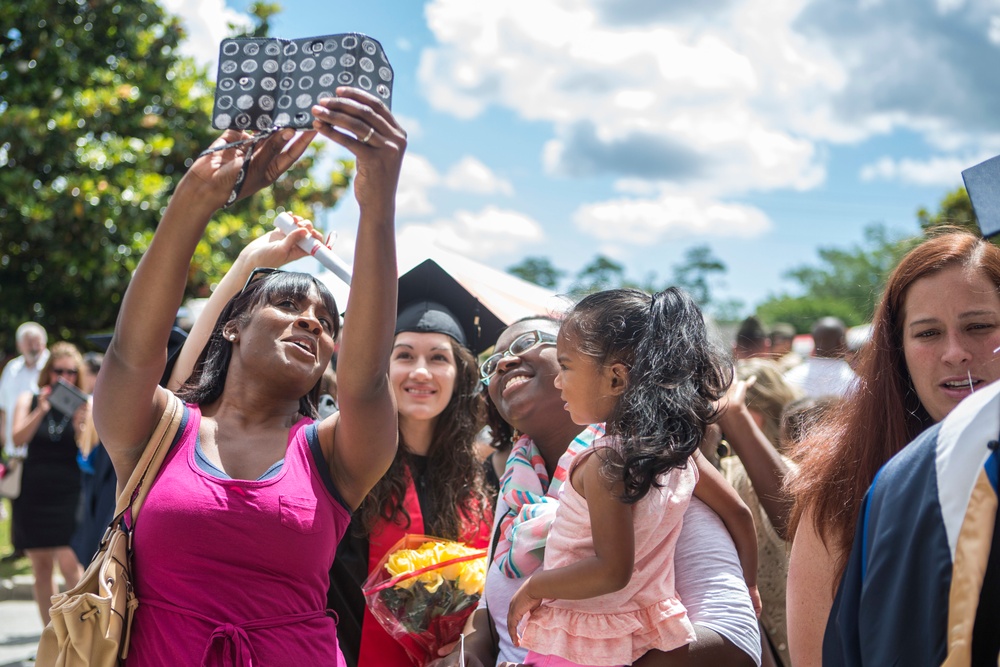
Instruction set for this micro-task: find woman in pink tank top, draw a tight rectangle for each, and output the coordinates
[93,89,407,666]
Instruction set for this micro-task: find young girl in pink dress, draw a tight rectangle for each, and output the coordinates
[507,288,761,667]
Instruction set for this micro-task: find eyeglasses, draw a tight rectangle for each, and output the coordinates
[240,267,285,294]
[479,330,557,384]
[51,368,78,377]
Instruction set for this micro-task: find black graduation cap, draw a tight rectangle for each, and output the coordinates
[962,155,1000,238]
[86,326,189,387]
[395,259,505,355]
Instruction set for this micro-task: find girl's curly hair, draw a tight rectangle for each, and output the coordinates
[561,288,731,504]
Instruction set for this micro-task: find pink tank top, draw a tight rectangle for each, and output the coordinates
[126,403,351,667]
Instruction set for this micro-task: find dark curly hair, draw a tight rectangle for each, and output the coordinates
[176,271,339,418]
[561,288,731,504]
[356,337,489,541]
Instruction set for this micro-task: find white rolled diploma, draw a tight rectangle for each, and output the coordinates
[274,212,352,285]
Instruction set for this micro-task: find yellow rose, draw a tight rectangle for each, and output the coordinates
[439,543,475,580]
[457,557,487,596]
[418,570,445,594]
[386,549,420,589]
[411,545,439,571]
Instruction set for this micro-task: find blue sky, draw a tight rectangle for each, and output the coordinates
[163,0,1000,314]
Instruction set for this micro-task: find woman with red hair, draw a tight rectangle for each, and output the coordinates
[786,230,1000,665]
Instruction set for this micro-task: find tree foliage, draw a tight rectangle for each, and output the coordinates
[507,256,565,289]
[569,255,627,295]
[0,0,351,354]
[917,187,977,235]
[671,244,725,306]
[511,245,739,320]
[754,223,918,331]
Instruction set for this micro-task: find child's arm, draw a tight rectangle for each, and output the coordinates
[692,451,761,616]
[166,221,322,391]
[507,449,635,646]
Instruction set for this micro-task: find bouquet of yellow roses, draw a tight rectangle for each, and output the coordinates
[362,535,487,665]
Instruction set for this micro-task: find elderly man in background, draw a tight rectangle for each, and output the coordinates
[0,322,49,457]
[0,322,48,556]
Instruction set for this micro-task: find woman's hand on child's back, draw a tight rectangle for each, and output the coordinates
[507,576,542,647]
[750,583,762,617]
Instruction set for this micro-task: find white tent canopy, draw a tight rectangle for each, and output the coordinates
[179,240,567,341]
[312,239,569,333]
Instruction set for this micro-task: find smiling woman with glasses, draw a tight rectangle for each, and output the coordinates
[10,341,88,627]
[93,87,408,666]
[479,330,557,385]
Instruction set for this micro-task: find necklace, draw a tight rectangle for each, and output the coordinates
[47,411,71,441]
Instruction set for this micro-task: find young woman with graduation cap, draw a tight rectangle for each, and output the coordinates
[328,259,502,667]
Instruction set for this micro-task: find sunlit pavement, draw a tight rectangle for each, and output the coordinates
[0,600,41,666]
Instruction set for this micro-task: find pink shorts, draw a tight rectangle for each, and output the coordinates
[524,650,625,667]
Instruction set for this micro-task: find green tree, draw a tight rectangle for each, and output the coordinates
[570,255,626,295]
[672,244,724,306]
[507,256,565,289]
[755,223,918,330]
[755,295,865,334]
[917,187,977,235]
[0,0,351,354]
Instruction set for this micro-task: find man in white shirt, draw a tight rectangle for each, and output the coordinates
[784,317,857,398]
[0,322,49,456]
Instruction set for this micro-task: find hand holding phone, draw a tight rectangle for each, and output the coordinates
[48,378,89,417]
[212,33,394,131]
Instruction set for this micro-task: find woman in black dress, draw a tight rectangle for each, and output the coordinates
[12,341,86,625]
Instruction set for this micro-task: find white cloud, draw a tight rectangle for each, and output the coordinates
[936,0,966,13]
[596,243,629,261]
[394,113,423,139]
[418,0,839,196]
[990,16,1000,45]
[160,0,252,75]
[859,155,973,186]
[393,152,517,218]
[443,156,514,195]
[399,206,545,257]
[397,153,441,217]
[574,193,773,244]
[418,0,1000,197]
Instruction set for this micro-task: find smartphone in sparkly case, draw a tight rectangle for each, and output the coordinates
[211,33,393,131]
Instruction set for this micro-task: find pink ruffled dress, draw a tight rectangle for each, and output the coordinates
[520,438,698,667]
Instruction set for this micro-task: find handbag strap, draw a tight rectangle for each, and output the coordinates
[113,391,185,526]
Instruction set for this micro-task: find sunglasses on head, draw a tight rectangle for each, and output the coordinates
[240,267,286,295]
[479,330,557,385]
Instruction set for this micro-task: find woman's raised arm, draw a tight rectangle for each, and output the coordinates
[310,88,407,509]
[95,128,313,481]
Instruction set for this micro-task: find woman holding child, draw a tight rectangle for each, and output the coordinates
[438,311,761,667]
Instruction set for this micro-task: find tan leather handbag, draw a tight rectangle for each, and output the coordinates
[36,392,184,667]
